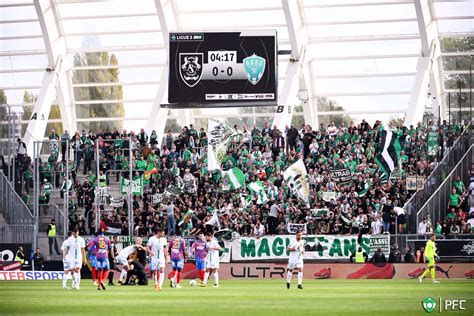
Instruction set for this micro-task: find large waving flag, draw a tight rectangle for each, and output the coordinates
[223,167,245,190]
[205,211,221,229]
[178,210,194,226]
[284,159,310,206]
[208,120,242,170]
[143,165,157,181]
[247,181,268,204]
[239,194,253,211]
[374,130,406,181]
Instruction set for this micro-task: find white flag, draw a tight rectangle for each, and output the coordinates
[207,120,241,171]
[284,159,310,206]
[205,211,220,229]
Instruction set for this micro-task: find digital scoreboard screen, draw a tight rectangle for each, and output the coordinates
[168,30,277,106]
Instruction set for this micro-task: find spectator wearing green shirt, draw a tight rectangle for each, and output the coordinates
[448,188,462,210]
[445,208,456,220]
[453,176,465,195]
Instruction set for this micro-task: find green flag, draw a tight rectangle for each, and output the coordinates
[247,181,268,204]
[223,167,246,190]
[120,176,143,195]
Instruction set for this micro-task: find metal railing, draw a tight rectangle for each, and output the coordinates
[0,170,33,225]
[0,224,34,244]
[416,145,473,233]
[404,125,472,233]
[29,203,66,239]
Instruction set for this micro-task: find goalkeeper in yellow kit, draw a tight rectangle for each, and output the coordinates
[418,233,440,284]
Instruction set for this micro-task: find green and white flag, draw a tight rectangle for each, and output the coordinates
[322,191,336,202]
[223,167,245,190]
[205,211,220,229]
[310,208,329,218]
[208,120,242,171]
[427,129,438,156]
[284,159,310,206]
[358,181,372,197]
[247,181,268,204]
[120,176,143,195]
[239,194,253,211]
[178,210,194,226]
[374,130,406,181]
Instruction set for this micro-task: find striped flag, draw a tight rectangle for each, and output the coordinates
[143,165,157,181]
[374,130,406,180]
[223,167,246,190]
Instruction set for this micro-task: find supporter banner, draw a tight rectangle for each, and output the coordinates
[120,177,143,195]
[287,223,307,234]
[109,197,124,208]
[0,244,32,262]
[427,130,438,156]
[226,235,389,261]
[0,271,67,281]
[416,177,425,190]
[311,208,329,219]
[329,168,352,184]
[406,176,417,191]
[164,184,183,197]
[414,239,474,258]
[322,191,336,202]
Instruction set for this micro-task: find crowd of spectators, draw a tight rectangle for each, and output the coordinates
[5,118,473,238]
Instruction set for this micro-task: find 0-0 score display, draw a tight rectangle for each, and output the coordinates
[168,31,277,105]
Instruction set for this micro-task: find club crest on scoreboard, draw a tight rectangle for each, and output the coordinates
[243,54,266,85]
[179,53,203,87]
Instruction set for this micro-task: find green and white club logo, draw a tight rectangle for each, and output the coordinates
[422,297,437,313]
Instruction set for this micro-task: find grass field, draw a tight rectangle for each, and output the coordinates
[0,279,473,315]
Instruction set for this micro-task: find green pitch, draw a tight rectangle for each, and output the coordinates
[0,279,472,315]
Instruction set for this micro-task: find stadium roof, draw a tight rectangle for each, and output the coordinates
[0,0,472,149]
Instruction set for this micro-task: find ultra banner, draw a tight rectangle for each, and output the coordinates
[226,235,389,261]
[329,168,352,184]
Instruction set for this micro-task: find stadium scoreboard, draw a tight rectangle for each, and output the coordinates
[168,30,277,106]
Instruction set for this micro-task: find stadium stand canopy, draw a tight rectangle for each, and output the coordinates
[0,0,472,152]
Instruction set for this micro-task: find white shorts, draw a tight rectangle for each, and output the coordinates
[116,256,129,267]
[63,259,72,271]
[287,259,303,270]
[150,257,165,271]
[71,259,82,269]
[206,259,219,270]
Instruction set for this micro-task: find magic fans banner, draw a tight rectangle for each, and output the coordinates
[225,235,389,262]
[329,168,352,184]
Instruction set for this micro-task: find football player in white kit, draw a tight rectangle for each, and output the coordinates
[116,238,142,285]
[61,231,73,289]
[147,227,169,291]
[286,231,304,290]
[202,232,221,288]
[66,228,86,290]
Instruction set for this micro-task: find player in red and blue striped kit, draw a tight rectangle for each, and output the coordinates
[89,229,112,291]
[86,232,98,285]
[168,230,186,288]
[193,233,207,284]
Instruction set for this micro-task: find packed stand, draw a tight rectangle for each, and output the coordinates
[8,118,472,238]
